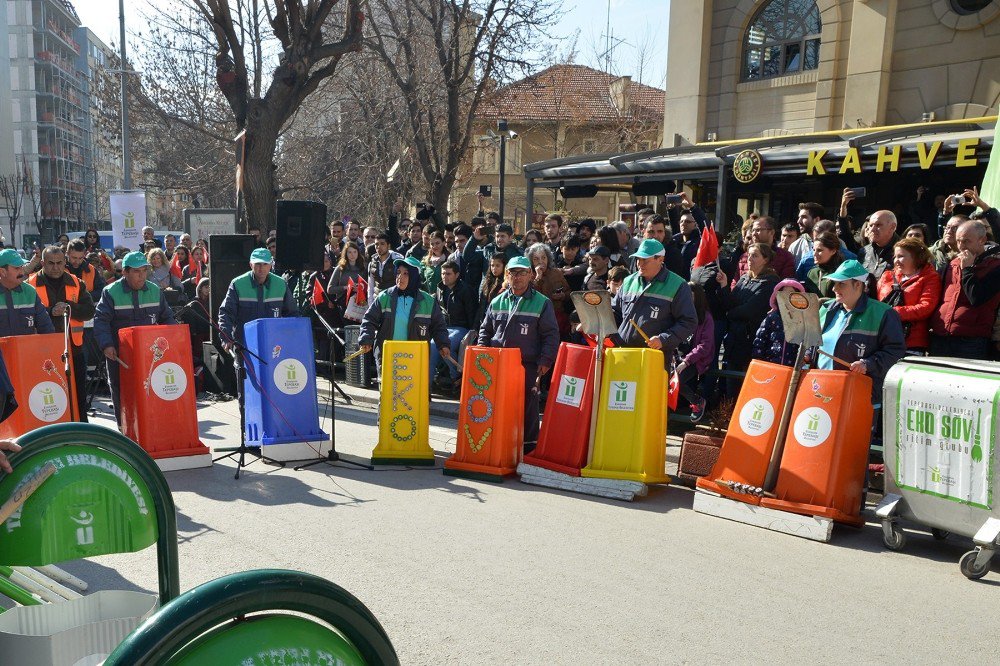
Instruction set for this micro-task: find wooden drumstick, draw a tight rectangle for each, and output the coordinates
[0,462,57,525]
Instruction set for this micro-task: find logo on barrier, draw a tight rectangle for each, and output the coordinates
[738,399,775,436]
[607,381,636,411]
[556,375,586,408]
[274,359,308,395]
[793,407,833,447]
[124,211,135,229]
[151,362,188,400]
[28,381,68,422]
[71,510,95,545]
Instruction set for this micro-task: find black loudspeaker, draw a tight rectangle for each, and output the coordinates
[276,200,327,273]
[633,179,677,196]
[208,234,256,345]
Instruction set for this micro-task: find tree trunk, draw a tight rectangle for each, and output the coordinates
[242,122,279,235]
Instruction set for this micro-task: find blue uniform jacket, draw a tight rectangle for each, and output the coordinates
[477,286,559,368]
[358,287,449,369]
[218,272,299,344]
[93,280,176,350]
[0,283,55,336]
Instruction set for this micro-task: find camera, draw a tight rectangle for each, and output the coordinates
[478,185,492,197]
[952,195,970,205]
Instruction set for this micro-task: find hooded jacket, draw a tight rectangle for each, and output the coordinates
[358,287,449,369]
[875,262,942,349]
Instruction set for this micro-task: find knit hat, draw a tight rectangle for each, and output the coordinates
[769,278,806,311]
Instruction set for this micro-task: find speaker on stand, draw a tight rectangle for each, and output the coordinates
[276,200,327,274]
[205,234,257,395]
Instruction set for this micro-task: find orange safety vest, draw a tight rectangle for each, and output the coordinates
[76,263,96,292]
[28,272,85,346]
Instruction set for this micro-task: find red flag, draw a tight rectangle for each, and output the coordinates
[169,254,183,279]
[668,372,680,410]
[345,277,355,305]
[692,223,720,269]
[311,276,326,307]
[356,277,368,304]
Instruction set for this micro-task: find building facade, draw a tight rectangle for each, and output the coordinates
[454,64,664,230]
[664,0,1000,145]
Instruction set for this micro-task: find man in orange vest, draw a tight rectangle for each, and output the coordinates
[29,245,95,422]
[66,238,105,301]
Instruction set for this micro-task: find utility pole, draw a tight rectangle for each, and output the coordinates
[119,0,132,189]
[498,119,508,224]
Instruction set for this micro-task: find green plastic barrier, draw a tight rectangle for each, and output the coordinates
[105,569,399,666]
[0,423,180,603]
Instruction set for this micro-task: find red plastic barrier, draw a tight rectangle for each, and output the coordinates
[524,343,596,476]
[696,361,794,505]
[760,370,874,526]
[444,346,523,481]
[0,333,78,438]
[119,324,209,460]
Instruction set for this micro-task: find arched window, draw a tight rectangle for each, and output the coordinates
[742,0,822,81]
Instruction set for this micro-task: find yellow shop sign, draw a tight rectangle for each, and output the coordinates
[805,138,981,176]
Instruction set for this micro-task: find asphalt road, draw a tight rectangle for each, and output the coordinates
[51,396,1000,664]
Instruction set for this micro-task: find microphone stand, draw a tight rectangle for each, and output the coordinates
[294,303,372,472]
[60,310,78,422]
[183,302,284,479]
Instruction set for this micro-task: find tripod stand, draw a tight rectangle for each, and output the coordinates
[294,311,372,472]
[181,302,285,479]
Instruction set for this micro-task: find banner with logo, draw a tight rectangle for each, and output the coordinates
[110,190,146,250]
[894,366,998,509]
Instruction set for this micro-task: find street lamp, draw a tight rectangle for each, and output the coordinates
[496,119,517,225]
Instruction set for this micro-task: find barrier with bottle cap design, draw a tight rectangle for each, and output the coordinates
[696,360,794,505]
[0,333,78,438]
[581,348,670,484]
[371,341,434,465]
[118,324,210,470]
[760,369,873,526]
[243,318,328,461]
[524,342,596,476]
[444,346,523,482]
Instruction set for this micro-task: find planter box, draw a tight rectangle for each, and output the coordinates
[676,432,724,485]
[0,590,156,666]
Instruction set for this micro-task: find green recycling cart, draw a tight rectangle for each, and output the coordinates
[876,357,1000,580]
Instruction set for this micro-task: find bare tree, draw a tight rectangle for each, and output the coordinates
[365,0,561,222]
[0,167,25,246]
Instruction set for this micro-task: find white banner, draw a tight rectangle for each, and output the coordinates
[109,190,146,250]
[894,366,998,509]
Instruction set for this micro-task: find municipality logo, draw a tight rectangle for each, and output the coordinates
[286,364,297,381]
[564,378,578,398]
[555,375,585,409]
[752,402,765,421]
[41,388,55,406]
[615,382,628,402]
[931,466,942,483]
[807,413,820,432]
[163,369,176,385]
[71,511,95,546]
[274,359,307,395]
[124,211,135,229]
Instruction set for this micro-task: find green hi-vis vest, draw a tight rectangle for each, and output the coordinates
[376,289,435,317]
[106,280,162,310]
[488,288,549,318]
[819,297,891,337]
[0,283,40,310]
[618,268,684,304]
[234,272,287,305]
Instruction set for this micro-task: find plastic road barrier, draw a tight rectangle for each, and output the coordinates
[697,361,794,504]
[581,348,670,484]
[243,317,328,459]
[444,346,524,481]
[119,325,210,468]
[760,369,873,526]
[877,357,1000,579]
[0,334,78,438]
[372,341,434,465]
[525,343,597,476]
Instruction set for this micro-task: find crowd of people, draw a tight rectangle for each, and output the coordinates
[1,180,996,447]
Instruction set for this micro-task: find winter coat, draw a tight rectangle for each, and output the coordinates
[678,311,716,375]
[477,286,559,368]
[611,266,697,357]
[719,270,780,368]
[804,255,844,301]
[752,310,799,366]
[358,287,449,369]
[875,263,942,350]
[930,245,1000,338]
[327,264,365,303]
[818,295,906,399]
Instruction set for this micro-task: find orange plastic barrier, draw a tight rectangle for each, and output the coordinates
[696,361,793,505]
[760,369,874,526]
[118,324,209,460]
[444,346,524,482]
[0,333,78,438]
[524,343,596,476]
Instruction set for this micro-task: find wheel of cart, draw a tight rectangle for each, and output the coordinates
[876,357,1000,580]
[105,569,399,666]
[0,422,180,664]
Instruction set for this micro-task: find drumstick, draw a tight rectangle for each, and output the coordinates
[815,349,852,369]
[628,319,651,344]
[343,347,366,364]
[115,357,130,370]
[443,354,461,370]
[0,462,57,525]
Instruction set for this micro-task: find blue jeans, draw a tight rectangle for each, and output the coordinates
[429,327,469,381]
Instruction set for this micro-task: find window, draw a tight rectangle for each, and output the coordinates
[951,0,993,13]
[742,0,821,81]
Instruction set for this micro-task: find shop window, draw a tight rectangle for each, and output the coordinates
[742,0,822,81]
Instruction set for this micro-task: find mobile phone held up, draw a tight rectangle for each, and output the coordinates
[479,184,492,197]
[665,194,684,204]
[848,187,866,198]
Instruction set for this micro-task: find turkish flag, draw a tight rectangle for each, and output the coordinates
[692,223,720,269]
[311,276,326,307]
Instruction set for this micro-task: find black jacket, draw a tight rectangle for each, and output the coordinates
[719,270,780,366]
[437,279,478,329]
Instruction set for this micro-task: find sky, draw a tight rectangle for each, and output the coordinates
[74,0,668,88]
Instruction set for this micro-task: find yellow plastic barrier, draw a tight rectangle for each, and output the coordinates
[371,341,434,465]
[581,348,670,484]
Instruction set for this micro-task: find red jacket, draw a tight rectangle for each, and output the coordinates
[930,247,1000,338]
[736,245,796,282]
[876,263,942,349]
